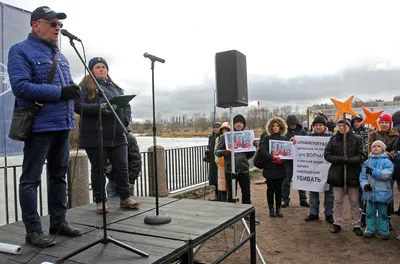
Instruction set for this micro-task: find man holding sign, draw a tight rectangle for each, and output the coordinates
[324,119,365,235]
[303,116,334,224]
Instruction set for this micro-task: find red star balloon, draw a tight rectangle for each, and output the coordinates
[330,95,360,121]
[360,106,384,130]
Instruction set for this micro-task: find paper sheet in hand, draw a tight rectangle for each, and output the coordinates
[109,94,136,108]
[0,242,23,255]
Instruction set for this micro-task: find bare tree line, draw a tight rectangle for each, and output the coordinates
[131,105,307,133]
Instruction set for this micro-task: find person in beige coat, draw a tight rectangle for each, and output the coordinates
[215,122,231,202]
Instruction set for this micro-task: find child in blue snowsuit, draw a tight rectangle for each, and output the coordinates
[360,140,394,240]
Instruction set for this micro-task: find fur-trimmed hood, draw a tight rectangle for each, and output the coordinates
[266,117,287,136]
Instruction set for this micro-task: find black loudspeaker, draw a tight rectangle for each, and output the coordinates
[215,50,248,108]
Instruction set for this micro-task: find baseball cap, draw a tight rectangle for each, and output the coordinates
[30,6,67,25]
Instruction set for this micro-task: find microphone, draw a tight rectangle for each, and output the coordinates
[60,29,82,42]
[143,52,165,63]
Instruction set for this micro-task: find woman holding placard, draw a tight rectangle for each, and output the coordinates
[259,117,288,217]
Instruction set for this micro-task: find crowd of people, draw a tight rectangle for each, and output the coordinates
[205,111,400,240]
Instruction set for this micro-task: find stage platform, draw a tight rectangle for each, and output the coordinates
[0,197,256,264]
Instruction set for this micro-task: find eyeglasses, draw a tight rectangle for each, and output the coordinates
[36,20,63,28]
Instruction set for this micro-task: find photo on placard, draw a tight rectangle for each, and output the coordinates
[269,140,293,159]
[224,130,256,153]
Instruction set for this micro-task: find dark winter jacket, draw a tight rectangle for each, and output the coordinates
[285,115,307,166]
[215,117,255,174]
[260,117,288,180]
[327,121,336,133]
[324,131,365,187]
[368,129,398,160]
[8,33,76,132]
[285,115,308,140]
[351,126,368,155]
[75,78,131,148]
[204,131,219,185]
[105,132,141,184]
[392,110,400,152]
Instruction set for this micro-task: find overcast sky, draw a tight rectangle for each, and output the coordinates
[3,0,400,121]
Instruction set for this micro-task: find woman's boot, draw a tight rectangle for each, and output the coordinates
[276,207,283,217]
[269,207,277,217]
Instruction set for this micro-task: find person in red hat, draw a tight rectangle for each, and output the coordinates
[368,113,398,231]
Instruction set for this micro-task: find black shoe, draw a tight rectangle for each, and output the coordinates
[353,227,363,236]
[363,232,374,238]
[281,201,290,208]
[325,215,334,224]
[380,234,390,240]
[269,207,277,217]
[26,231,56,248]
[305,214,319,221]
[330,224,341,233]
[49,223,82,237]
[276,208,283,217]
[300,201,310,208]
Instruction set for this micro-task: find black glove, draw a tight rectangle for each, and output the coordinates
[342,157,349,164]
[60,84,81,100]
[365,166,373,175]
[363,184,372,192]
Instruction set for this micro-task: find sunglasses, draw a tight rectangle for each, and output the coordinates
[36,20,63,28]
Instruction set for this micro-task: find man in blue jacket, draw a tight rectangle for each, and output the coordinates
[7,6,82,248]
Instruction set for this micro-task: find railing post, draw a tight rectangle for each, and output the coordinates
[147,145,169,197]
[67,150,90,208]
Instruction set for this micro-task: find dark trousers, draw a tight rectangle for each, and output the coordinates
[20,131,70,233]
[225,173,251,204]
[86,145,130,203]
[266,178,284,208]
[282,163,307,203]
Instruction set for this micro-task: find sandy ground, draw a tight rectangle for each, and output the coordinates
[194,170,400,264]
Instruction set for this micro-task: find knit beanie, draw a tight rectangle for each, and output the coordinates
[312,115,327,127]
[89,57,109,71]
[379,114,392,125]
[337,119,351,127]
[233,114,246,128]
[371,140,386,151]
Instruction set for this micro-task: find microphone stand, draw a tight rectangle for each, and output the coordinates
[143,54,171,225]
[56,39,149,263]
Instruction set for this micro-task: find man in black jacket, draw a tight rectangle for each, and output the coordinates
[106,131,142,201]
[282,115,310,208]
[215,116,254,203]
[324,119,364,235]
[203,121,221,201]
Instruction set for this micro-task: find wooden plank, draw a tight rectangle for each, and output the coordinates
[67,197,179,228]
[107,198,254,243]
[5,229,188,264]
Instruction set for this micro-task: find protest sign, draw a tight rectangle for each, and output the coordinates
[269,140,293,159]
[292,136,330,192]
[224,130,256,153]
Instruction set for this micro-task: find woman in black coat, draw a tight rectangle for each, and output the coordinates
[75,57,140,213]
[259,117,288,217]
